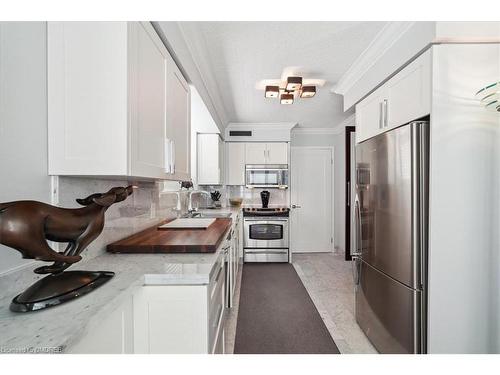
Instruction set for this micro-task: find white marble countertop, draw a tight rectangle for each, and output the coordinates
[0,207,241,353]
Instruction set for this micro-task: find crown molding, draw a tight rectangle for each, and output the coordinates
[292,114,355,135]
[227,122,298,131]
[331,22,416,96]
[153,22,229,132]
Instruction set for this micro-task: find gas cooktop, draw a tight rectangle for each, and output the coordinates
[242,207,290,217]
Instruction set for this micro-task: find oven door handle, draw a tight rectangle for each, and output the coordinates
[244,250,289,254]
[244,219,289,222]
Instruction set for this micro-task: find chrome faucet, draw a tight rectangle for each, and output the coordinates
[187,190,210,214]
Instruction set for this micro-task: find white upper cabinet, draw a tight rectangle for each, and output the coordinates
[129,22,169,178]
[48,22,190,180]
[266,143,288,164]
[355,49,431,143]
[166,55,191,181]
[245,142,288,164]
[226,142,288,185]
[197,133,222,185]
[355,85,387,143]
[385,49,431,130]
[226,142,245,185]
[245,142,267,164]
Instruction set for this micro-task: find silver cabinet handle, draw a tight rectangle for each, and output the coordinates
[164,138,174,174]
[291,204,301,209]
[383,99,388,128]
[379,102,384,129]
[347,181,350,206]
[171,140,175,174]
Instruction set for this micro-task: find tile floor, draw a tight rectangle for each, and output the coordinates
[224,252,377,354]
[293,252,377,354]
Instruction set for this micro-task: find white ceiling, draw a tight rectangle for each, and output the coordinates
[176,22,387,128]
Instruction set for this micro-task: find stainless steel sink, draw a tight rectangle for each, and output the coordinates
[182,212,232,219]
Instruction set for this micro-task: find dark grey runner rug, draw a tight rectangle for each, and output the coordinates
[233,263,340,354]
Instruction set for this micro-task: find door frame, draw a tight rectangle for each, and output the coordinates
[290,146,335,253]
[345,126,356,261]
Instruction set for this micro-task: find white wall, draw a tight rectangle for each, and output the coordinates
[190,86,219,187]
[427,43,500,353]
[0,22,51,275]
[291,121,354,254]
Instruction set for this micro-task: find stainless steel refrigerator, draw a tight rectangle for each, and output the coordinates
[353,121,428,354]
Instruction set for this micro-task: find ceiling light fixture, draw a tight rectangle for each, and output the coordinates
[260,74,321,105]
[286,76,302,91]
[280,93,294,105]
[265,85,280,98]
[300,86,316,98]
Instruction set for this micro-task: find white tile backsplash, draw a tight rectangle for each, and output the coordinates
[57,177,186,260]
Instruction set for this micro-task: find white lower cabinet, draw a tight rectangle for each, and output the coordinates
[68,221,240,354]
[68,297,134,354]
[133,258,226,354]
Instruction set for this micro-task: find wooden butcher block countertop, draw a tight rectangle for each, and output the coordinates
[107,218,232,254]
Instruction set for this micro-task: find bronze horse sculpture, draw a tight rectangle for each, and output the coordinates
[0,185,135,311]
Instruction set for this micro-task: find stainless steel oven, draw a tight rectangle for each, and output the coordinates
[245,164,288,189]
[243,217,289,262]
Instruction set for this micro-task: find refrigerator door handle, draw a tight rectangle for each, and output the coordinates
[353,195,362,257]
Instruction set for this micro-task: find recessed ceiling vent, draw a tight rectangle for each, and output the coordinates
[229,130,252,137]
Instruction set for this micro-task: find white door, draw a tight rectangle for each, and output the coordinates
[245,143,267,164]
[266,143,288,164]
[226,142,245,185]
[291,148,333,253]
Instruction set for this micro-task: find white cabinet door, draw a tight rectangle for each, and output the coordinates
[355,49,431,144]
[68,297,134,354]
[48,22,129,176]
[133,285,208,354]
[245,142,267,164]
[166,54,191,181]
[197,133,221,185]
[226,142,246,185]
[266,143,288,164]
[385,49,431,130]
[129,22,168,179]
[355,86,387,143]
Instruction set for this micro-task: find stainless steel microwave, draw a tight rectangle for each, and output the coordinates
[245,164,288,188]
